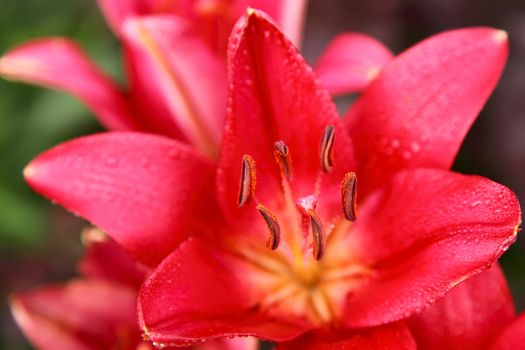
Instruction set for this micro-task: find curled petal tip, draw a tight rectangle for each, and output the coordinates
[493,30,508,43]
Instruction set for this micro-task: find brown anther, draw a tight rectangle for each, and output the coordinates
[308,209,326,260]
[257,205,281,250]
[341,172,357,221]
[320,125,335,173]
[237,155,256,207]
[274,140,293,180]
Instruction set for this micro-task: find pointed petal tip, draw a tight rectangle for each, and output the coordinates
[9,295,30,332]
[246,7,257,16]
[494,29,508,43]
[23,163,36,181]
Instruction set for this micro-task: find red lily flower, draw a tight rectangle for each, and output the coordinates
[0,1,307,158]
[11,228,257,350]
[0,1,393,157]
[22,9,520,346]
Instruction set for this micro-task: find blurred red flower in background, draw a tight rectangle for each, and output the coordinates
[11,228,257,350]
[0,0,307,158]
[0,0,393,158]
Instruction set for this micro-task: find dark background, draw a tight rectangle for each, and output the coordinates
[1,0,524,348]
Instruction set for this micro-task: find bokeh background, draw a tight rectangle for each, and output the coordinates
[1,0,524,348]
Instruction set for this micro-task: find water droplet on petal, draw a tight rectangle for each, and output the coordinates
[410,141,421,153]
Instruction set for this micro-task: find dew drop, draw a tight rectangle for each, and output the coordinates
[410,141,421,153]
[471,200,482,208]
[402,150,412,160]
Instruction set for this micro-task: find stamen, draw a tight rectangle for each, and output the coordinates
[257,205,281,250]
[274,140,293,180]
[320,125,335,173]
[341,172,357,221]
[238,155,256,207]
[308,209,326,260]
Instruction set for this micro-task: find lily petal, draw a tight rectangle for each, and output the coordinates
[122,15,226,157]
[341,168,520,327]
[24,132,216,266]
[408,264,515,350]
[218,9,355,222]
[10,279,138,350]
[278,323,416,350]
[488,312,525,350]
[138,238,311,347]
[0,38,139,131]
[315,33,393,96]
[78,228,149,288]
[97,0,149,36]
[345,28,509,197]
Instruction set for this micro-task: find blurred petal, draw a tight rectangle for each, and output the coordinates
[246,0,308,48]
[98,0,308,49]
[409,264,515,350]
[10,279,138,350]
[340,169,520,327]
[345,28,509,197]
[218,9,355,223]
[315,33,393,95]
[278,323,416,350]
[488,312,525,350]
[123,15,226,156]
[139,238,310,347]
[97,0,145,36]
[0,38,139,131]
[78,227,149,288]
[24,132,216,266]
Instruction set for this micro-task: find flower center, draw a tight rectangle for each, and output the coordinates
[234,125,369,325]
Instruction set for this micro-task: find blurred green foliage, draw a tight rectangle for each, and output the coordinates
[0,0,121,250]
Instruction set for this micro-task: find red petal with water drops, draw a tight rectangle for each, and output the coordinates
[0,38,139,131]
[24,132,216,267]
[315,33,393,96]
[345,28,509,197]
[408,264,515,350]
[278,322,416,350]
[488,312,525,350]
[340,168,520,327]
[10,279,138,350]
[218,9,355,225]
[138,238,311,346]
[122,15,226,156]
